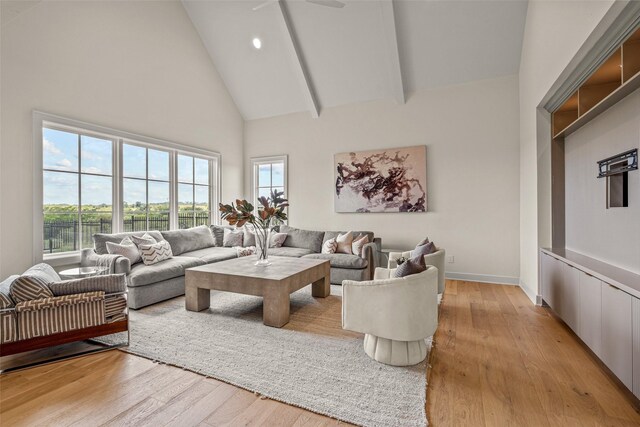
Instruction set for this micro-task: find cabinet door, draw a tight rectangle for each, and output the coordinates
[561,263,580,333]
[633,297,640,399]
[541,253,563,312]
[601,282,633,390]
[578,272,602,358]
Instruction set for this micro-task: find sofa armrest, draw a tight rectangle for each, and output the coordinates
[48,274,127,297]
[360,242,379,280]
[81,249,131,275]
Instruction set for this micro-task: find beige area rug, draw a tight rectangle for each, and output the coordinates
[101,285,430,427]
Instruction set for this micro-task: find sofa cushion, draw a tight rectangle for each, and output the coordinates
[180,247,238,264]
[160,225,215,256]
[323,231,375,245]
[302,253,368,269]
[210,225,234,247]
[280,225,324,253]
[127,256,205,288]
[0,275,18,309]
[268,247,314,257]
[93,231,164,255]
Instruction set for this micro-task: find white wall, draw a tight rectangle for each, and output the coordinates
[0,1,243,278]
[245,75,521,282]
[565,89,640,274]
[518,0,613,302]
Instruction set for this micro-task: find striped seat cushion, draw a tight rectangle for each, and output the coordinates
[10,275,54,303]
[15,292,105,340]
[138,240,173,265]
[105,295,127,319]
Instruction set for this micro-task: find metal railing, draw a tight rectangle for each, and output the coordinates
[43,213,210,253]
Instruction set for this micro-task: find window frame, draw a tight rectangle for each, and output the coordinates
[33,111,221,266]
[250,155,288,214]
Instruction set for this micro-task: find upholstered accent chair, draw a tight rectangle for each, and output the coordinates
[342,266,438,366]
[388,248,446,295]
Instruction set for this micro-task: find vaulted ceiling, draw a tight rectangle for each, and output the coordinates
[182,0,528,120]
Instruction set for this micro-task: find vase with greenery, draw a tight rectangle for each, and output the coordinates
[219,190,288,266]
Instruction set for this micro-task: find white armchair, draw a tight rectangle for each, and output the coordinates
[389,248,446,295]
[342,266,438,366]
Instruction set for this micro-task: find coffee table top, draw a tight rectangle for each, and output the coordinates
[186,256,329,281]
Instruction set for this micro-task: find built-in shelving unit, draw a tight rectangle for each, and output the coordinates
[552,27,640,139]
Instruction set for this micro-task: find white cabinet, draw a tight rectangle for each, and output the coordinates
[541,253,563,312]
[601,282,633,390]
[578,272,602,358]
[633,297,640,399]
[561,263,580,333]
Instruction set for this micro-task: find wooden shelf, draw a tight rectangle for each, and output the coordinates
[623,28,640,82]
[552,31,640,140]
[553,70,640,139]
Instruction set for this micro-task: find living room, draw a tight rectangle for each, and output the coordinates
[1,0,639,426]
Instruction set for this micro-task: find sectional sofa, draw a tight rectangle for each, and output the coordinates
[82,225,381,309]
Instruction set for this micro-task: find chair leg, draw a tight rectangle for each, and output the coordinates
[363,334,427,366]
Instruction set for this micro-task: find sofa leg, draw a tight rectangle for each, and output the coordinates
[362,334,427,366]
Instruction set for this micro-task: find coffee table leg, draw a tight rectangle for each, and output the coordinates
[263,289,290,328]
[185,283,210,312]
[312,271,330,298]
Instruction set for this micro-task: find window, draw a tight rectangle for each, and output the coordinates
[123,143,171,231]
[177,154,211,229]
[251,155,287,208]
[36,112,220,263]
[43,127,115,254]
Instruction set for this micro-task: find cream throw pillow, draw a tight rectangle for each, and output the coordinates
[223,228,244,247]
[335,231,354,254]
[106,236,141,265]
[351,234,369,257]
[138,240,173,265]
[322,237,337,254]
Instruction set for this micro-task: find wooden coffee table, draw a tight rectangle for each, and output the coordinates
[185,256,331,328]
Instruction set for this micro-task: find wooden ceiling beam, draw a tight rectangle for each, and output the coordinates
[275,0,320,118]
[381,0,405,104]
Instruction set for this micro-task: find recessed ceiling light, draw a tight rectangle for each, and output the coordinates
[252,38,262,49]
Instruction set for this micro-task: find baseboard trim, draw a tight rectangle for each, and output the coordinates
[445,272,519,286]
[517,279,540,305]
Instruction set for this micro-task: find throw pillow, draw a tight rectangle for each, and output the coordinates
[106,236,141,265]
[336,231,354,254]
[393,256,427,278]
[416,237,430,247]
[351,234,369,257]
[270,232,287,248]
[131,233,157,247]
[138,240,173,266]
[412,241,436,259]
[321,237,337,254]
[223,228,244,247]
[236,246,255,257]
[243,227,256,247]
[10,275,54,303]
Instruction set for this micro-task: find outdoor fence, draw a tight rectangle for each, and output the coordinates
[43,212,210,253]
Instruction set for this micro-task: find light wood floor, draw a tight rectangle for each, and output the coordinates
[1,281,639,426]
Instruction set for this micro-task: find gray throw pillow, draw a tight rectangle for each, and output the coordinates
[416,237,430,247]
[393,257,427,278]
[243,227,256,247]
[223,228,244,247]
[210,225,234,247]
[131,233,157,247]
[106,236,141,265]
[413,241,436,258]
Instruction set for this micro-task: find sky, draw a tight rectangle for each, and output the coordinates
[43,128,210,208]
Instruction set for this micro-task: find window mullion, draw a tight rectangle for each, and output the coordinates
[77,134,82,251]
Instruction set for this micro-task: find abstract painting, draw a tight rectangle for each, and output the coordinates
[334,145,427,213]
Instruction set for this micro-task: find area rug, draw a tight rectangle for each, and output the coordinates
[101,285,430,427]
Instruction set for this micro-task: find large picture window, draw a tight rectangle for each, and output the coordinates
[251,155,287,208]
[43,127,114,253]
[37,113,220,262]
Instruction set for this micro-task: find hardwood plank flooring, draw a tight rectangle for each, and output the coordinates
[1,281,639,426]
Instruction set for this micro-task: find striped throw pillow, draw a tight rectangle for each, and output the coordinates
[0,292,14,309]
[10,275,54,303]
[138,240,173,265]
